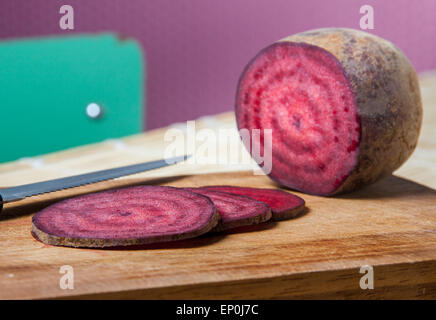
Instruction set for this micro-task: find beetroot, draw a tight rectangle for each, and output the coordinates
[185,188,271,231]
[31,186,219,248]
[236,28,422,195]
[203,186,305,221]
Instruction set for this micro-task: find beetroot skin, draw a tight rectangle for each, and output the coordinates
[203,186,305,221]
[31,186,219,248]
[236,28,422,195]
[185,188,272,231]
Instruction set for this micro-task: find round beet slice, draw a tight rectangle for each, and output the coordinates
[202,186,305,221]
[236,28,422,195]
[31,186,220,248]
[185,188,271,231]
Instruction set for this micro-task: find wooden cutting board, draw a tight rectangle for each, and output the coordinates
[1,171,436,299]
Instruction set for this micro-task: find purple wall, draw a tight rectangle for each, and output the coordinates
[1,0,435,129]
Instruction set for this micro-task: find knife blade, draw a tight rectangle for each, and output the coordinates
[0,155,190,212]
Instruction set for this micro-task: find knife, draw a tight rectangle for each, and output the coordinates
[0,155,190,213]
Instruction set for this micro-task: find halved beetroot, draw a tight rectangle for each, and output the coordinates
[202,186,305,221]
[236,28,422,195]
[31,186,219,248]
[185,188,271,231]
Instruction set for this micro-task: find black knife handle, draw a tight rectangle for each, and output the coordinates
[0,193,4,214]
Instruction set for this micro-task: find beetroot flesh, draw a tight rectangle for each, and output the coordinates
[185,188,272,231]
[236,28,423,196]
[202,186,305,221]
[31,186,219,248]
[236,42,360,195]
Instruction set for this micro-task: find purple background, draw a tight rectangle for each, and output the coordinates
[1,0,435,130]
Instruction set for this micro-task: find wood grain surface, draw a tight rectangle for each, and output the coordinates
[1,171,435,299]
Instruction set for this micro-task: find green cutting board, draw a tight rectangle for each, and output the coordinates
[0,33,144,163]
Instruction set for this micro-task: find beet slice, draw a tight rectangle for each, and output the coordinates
[235,28,422,195]
[31,186,220,248]
[202,186,305,221]
[185,188,271,231]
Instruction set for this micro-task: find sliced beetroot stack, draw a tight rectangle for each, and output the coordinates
[236,28,422,195]
[31,186,219,248]
[202,186,305,221]
[185,188,272,231]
